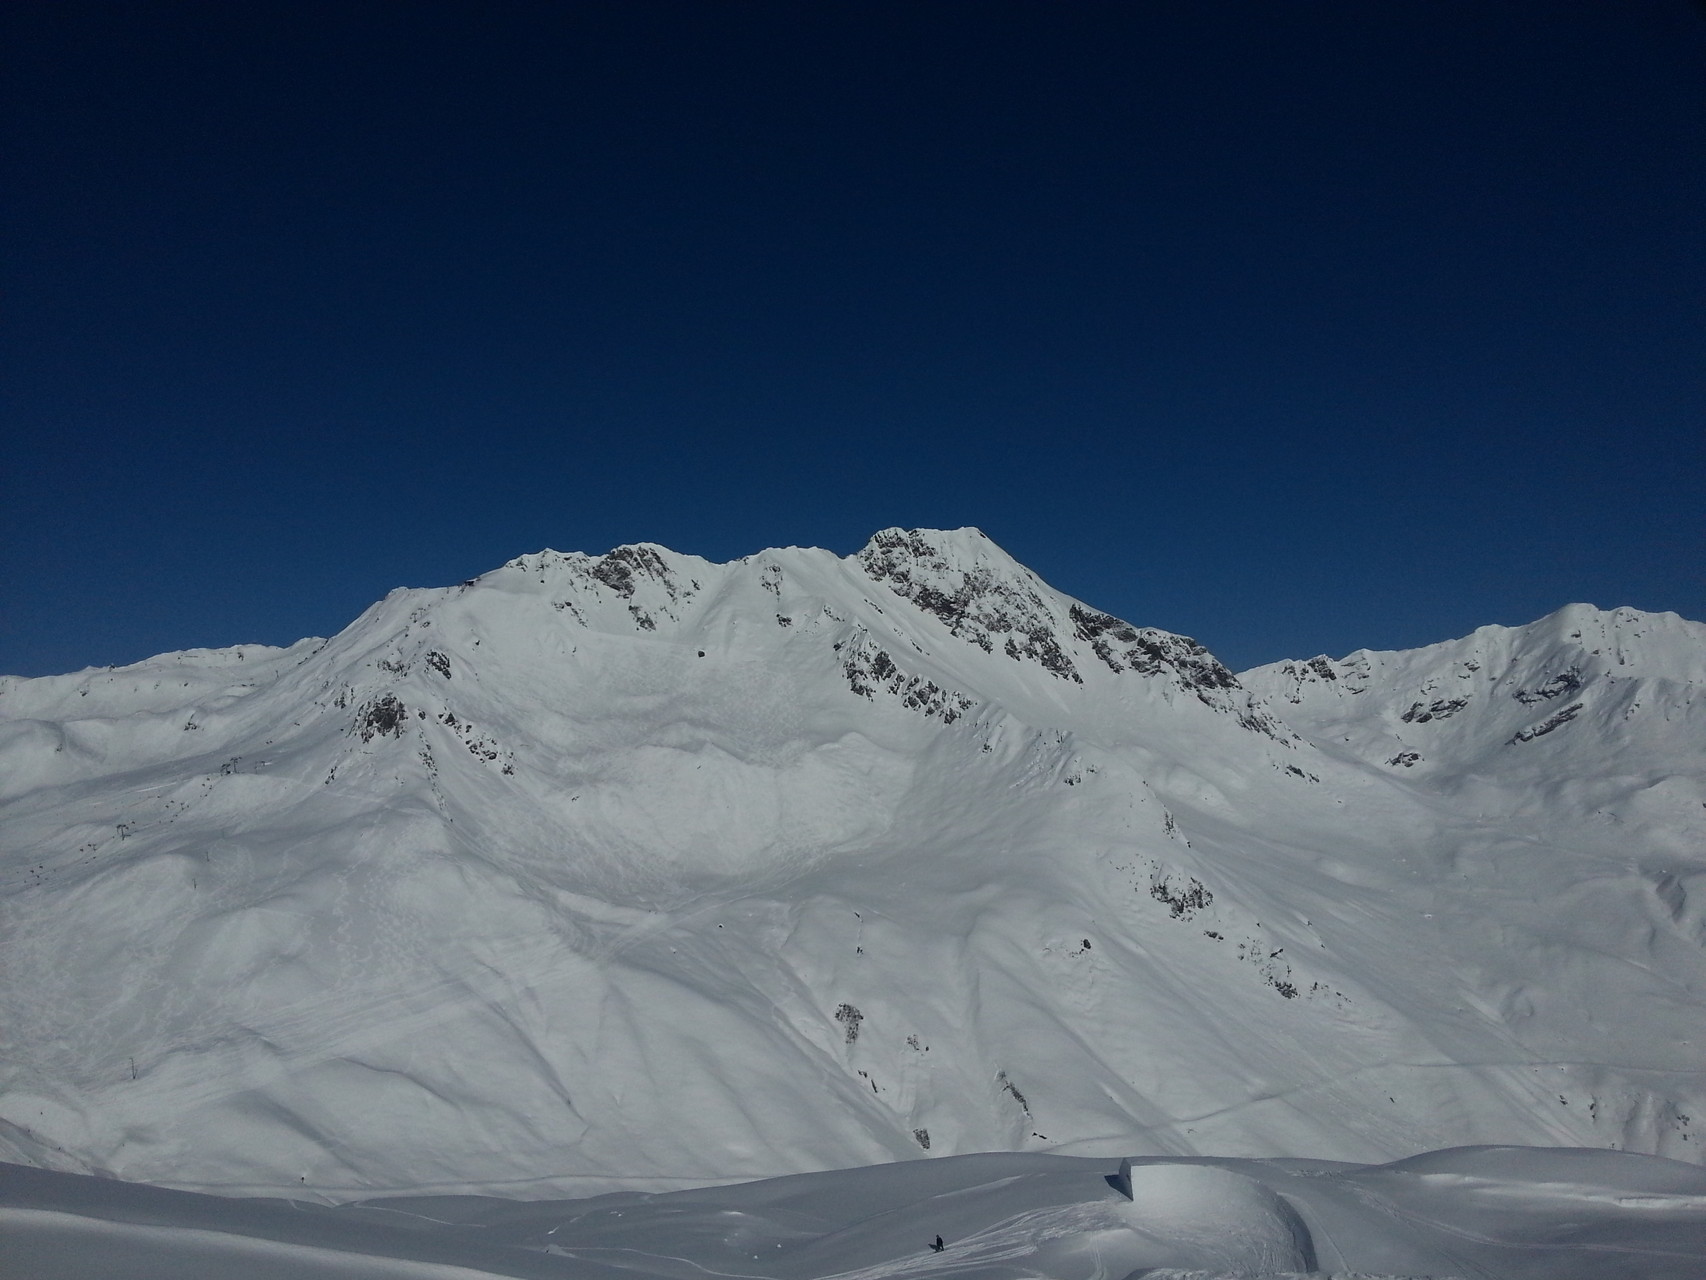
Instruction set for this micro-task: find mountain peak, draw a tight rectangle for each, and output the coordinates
[857,525,999,562]
[854,527,1084,680]
[856,527,1045,592]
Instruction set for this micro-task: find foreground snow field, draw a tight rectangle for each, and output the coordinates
[5,1145,1705,1279]
[2,529,1703,1219]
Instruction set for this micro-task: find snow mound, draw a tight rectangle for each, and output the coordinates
[1099,1161,1313,1275]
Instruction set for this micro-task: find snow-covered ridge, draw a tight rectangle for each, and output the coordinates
[0,638,323,719]
[1241,603,1706,786]
[1244,604,1706,706]
[855,527,1287,737]
[1,534,1703,1202]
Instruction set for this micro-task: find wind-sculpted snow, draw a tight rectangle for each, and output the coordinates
[1,531,1704,1205]
[6,1146,1706,1279]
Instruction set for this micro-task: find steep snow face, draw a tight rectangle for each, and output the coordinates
[1,534,1703,1200]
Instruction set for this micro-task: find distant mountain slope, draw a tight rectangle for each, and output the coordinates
[1241,603,1706,792]
[2,530,1702,1198]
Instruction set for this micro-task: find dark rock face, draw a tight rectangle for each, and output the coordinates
[858,530,1082,683]
[590,545,675,599]
[1260,654,1368,704]
[858,529,1288,739]
[839,636,975,724]
[1069,605,1236,691]
[1151,874,1213,919]
[1509,702,1584,744]
[996,1070,1030,1113]
[1400,697,1468,724]
[355,694,407,742]
[1068,604,1287,737]
[1515,669,1583,705]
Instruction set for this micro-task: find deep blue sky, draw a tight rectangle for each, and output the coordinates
[4,2,1703,677]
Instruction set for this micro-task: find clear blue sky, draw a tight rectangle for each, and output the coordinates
[4,2,1702,677]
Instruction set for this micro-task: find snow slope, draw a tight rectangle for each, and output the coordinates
[2,529,1702,1199]
[7,1146,1706,1280]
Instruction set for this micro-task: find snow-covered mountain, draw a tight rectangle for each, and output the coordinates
[2,528,1702,1201]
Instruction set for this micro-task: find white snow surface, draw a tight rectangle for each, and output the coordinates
[2,528,1703,1205]
[6,1145,1706,1279]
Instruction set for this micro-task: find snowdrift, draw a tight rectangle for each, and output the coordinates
[6,1146,1706,1279]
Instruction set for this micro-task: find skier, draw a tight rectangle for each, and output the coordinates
[930,1235,945,1253]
